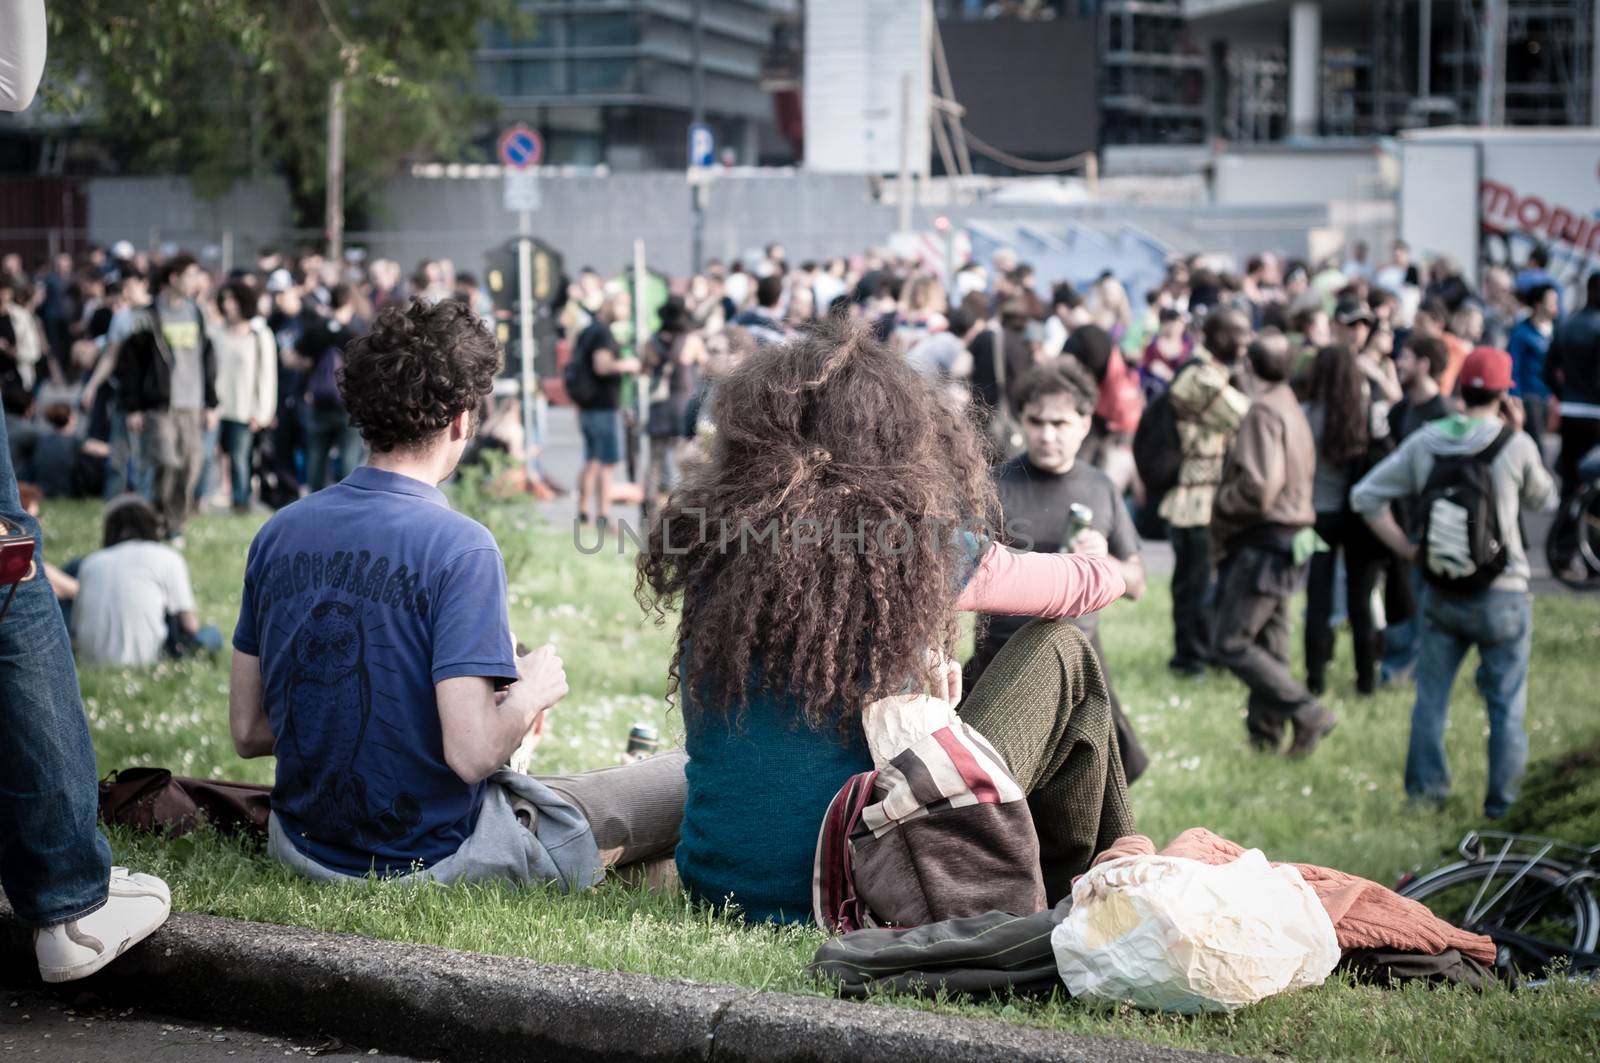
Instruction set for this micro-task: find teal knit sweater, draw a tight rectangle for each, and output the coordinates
[676,679,871,924]
[674,533,986,923]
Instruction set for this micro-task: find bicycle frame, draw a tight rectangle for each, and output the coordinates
[1454,832,1600,935]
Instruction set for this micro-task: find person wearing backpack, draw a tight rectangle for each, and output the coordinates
[567,285,640,529]
[295,283,366,492]
[1351,347,1556,817]
[113,254,218,538]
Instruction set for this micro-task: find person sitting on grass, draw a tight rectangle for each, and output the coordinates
[25,401,109,499]
[966,358,1149,782]
[229,296,686,886]
[17,481,80,605]
[70,494,221,666]
[637,318,1137,924]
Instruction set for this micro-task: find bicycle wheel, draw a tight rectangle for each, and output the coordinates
[1546,490,1600,591]
[1400,859,1600,974]
[1579,488,1600,576]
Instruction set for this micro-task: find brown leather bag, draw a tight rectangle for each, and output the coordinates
[98,767,271,842]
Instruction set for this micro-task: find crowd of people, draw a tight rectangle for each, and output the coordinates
[3,227,1598,983]
[563,239,1586,822]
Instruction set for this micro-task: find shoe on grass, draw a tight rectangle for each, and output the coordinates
[1167,659,1206,679]
[34,868,171,983]
[1287,707,1339,759]
[1249,733,1283,754]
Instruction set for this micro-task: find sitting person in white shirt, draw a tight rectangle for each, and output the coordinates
[70,495,220,666]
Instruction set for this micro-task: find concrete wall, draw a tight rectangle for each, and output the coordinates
[86,176,293,266]
[80,170,1391,279]
[1212,147,1391,206]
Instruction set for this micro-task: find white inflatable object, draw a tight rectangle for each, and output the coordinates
[0,0,47,113]
[1051,851,1340,1014]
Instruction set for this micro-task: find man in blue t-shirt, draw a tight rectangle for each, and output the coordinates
[229,297,684,884]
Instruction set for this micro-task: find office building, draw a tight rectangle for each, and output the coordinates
[475,0,799,169]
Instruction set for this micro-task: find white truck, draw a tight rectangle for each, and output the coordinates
[1398,127,1600,302]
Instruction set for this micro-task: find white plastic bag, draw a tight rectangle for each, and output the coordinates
[1051,851,1340,1014]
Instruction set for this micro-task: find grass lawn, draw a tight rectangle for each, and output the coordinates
[36,495,1600,1061]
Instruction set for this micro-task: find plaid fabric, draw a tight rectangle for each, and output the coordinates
[813,724,1040,934]
[861,727,1024,837]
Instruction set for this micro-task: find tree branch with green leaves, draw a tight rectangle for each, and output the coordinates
[42,0,528,230]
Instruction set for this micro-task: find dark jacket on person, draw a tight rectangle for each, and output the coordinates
[113,302,218,414]
[1211,379,1317,558]
[1543,302,1600,413]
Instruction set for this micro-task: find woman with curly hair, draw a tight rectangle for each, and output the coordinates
[638,318,1136,922]
[1303,343,1390,696]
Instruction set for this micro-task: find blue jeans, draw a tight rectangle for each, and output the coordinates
[0,412,112,926]
[306,407,364,491]
[1381,564,1426,684]
[165,615,223,658]
[1407,587,1533,818]
[195,419,221,503]
[220,419,255,509]
[103,402,152,501]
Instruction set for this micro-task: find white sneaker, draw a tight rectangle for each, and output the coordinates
[33,868,172,983]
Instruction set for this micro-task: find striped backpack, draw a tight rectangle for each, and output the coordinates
[812,723,1045,934]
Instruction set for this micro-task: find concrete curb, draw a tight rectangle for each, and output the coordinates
[0,907,1230,1062]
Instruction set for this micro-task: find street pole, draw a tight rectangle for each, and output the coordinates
[690,0,706,273]
[1593,4,1600,127]
[1479,0,1507,127]
[517,210,538,481]
[1417,0,1432,100]
[633,238,648,487]
[326,79,345,263]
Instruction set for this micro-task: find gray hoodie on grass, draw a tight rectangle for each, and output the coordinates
[1350,413,1556,593]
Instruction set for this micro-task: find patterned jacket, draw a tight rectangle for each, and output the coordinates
[1157,347,1251,529]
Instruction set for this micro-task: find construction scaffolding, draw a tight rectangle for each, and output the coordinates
[1099,0,1207,146]
[1438,0,1595,127]
[1209,0,1594,143]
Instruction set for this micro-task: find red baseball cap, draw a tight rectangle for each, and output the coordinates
[1460,346,1513,392]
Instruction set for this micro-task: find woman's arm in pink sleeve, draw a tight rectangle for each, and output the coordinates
[954,544,1127,617]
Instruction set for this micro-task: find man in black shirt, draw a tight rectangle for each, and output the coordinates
[1389,333,1453,443]
[1380,332,1454,685]
[294,283,367,491]
[730,275,787,348]
[966,359,1149,781]
[571,286,640,529]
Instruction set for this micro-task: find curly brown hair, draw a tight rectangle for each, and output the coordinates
[636,318,1000,734]
[340,297,502,453]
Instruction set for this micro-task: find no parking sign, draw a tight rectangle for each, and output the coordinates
[499,125,544,213]
[498,125,544,170]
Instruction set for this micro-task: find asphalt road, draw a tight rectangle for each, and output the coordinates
[0,988,426,1063]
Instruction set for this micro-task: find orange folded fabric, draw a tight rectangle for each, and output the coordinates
[1093,828,1496,965]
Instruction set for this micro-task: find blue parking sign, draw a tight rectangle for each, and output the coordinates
[688,123,715,169]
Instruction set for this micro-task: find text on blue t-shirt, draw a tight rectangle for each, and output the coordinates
[233,466,519,876]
